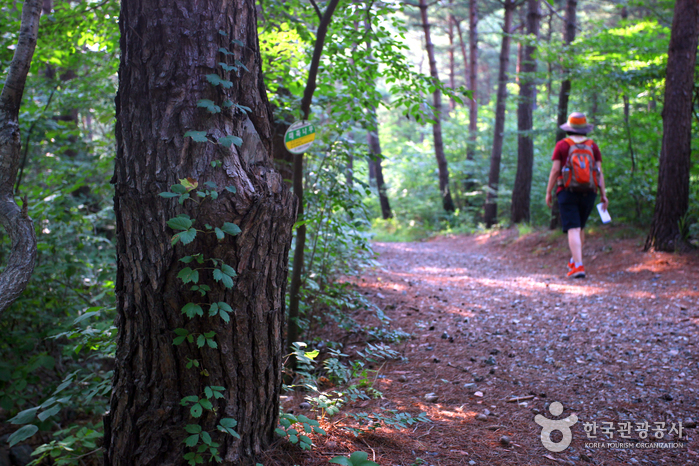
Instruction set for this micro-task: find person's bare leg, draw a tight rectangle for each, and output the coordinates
[568,228,583,264]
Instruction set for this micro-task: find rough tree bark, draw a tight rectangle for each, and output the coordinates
[419,0,456,213]
[484,0,515,228]
[0,0,42,316]
[103,0,296,464]
[286,0,341,355]
[645,0,699,252]
[511,0,540,224]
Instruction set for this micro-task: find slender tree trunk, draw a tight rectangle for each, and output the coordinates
[104,1,296,464]
[550,0,577,230]
[367,113,392,220]
[645,0,699,252]
[448,1,456,112]
[365,21,392,220]
[511,0,540,224]
[419,0,456,213]
[555,0,577,142]
[0,0,41,316]
[468,0,479,160]
[484,0,515,228]
[286,0,341,355]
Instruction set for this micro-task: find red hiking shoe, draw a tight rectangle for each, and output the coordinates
[567,264,586,279]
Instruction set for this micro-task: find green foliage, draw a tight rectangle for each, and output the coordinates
[275,413,325,450]
[343,410,430,437]
[330,451,380,466]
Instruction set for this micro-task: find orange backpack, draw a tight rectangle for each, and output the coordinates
[560,138,599,192]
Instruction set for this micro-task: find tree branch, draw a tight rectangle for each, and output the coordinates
[308,0,322,20]
[0,0,42,316]
[300,0,342,120]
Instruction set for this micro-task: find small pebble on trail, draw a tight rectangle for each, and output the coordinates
[424,393,439,403]
[499,435,511,446]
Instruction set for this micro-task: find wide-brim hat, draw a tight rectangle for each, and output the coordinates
[559,112,594,134]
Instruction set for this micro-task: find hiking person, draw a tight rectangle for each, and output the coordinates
[545,112,609,278]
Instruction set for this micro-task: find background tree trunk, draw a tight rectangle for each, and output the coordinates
[468,0,479,161]
[0,0,42,316]
[555,0,577,142]
[645,0,699,252]
[419,0,456,213]
[286,0,341,356]
[103,0,296,464]
[511,0,540,224]
[484,0,515,228]
[367,112,392,220]
[550,0,577,230]
[448,1,456,112]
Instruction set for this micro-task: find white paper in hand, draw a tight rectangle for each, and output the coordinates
[597,203,611,223]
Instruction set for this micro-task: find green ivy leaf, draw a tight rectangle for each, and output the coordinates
[220,274,234,289]
[231,39,244,47]
[218,135,243,147]
[185,433,199,447]
[215,227,224,240]
[234,60,249,72]
[208,303,219,317]
[225,186,236,193]
[182,303,204,319]
[221,264,236,277]
[217,302,233,314]
[185,424,202,434]
[167,215,193,231]
[234,103,251,114]
[199,399,213,410]
[171,184,187,194]
[181,395,199,405]
[221,222,241,236]
[201,431,212,445]
[159,192,179,198]
[191,403,203,418]
[178,228,197,245]
[177,268,199,284]
[217,48,233,56]
[184,131,208,143]
[196,335,206,348]
[197,99,221,114]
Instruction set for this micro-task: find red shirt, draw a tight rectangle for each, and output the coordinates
[552,137,602,194]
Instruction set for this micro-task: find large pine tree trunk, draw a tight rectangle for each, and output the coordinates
[645,0,699,252]
[419,0,456,213]
[511,0,540,224]
[484,0,515,228]
[104,1,296,464]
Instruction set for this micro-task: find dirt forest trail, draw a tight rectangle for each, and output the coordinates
[323,228,699,466]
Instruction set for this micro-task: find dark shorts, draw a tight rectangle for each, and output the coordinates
[557,190,597,233]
